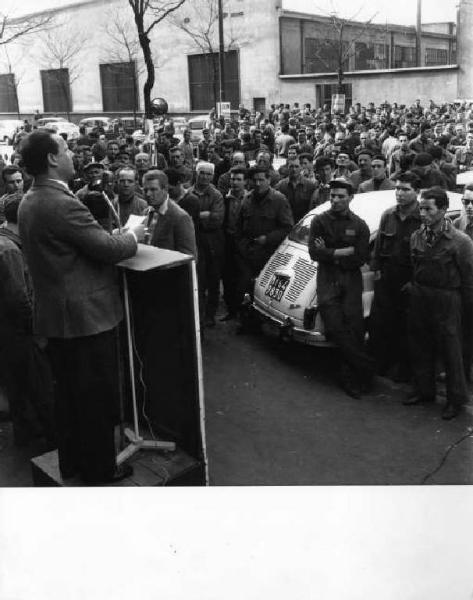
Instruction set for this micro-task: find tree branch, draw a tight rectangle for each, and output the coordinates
[0,13,54,46]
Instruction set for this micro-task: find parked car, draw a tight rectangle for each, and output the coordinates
[36,117,80,140]
[251,189,463,346]
[187,114,210,146]
[0,119,23,144]
[110,116,142,135]
[78,117,113,135]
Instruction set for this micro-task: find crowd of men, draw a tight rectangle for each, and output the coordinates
[1,96,473,484]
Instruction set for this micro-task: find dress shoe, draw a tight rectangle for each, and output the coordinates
[441,404,461,420]
[220,312,237,322]
[341,382,361,400]
[403,393,435,406]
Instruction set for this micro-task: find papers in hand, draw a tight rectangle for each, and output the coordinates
[125,214,148,230]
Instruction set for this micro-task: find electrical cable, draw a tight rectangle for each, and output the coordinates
[128,292,158,441]
[421,426,473,484]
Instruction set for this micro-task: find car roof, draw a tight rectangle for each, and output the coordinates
[307,189,463,234]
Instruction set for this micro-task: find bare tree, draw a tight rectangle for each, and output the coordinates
[311,3,378,94]
[0,10,54,47]
[101,10,144,127]
[127,0,187,120]
[39,19,88,120]
[1,45,22,118]
[172,0,249,107]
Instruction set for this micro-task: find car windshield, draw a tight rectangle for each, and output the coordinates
[288,213,314,246]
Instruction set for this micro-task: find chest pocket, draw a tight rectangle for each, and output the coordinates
[414,247,457,288]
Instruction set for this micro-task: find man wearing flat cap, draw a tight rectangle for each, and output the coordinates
[308,178,374,399]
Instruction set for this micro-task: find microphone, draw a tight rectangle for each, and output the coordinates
[144,208,155,245]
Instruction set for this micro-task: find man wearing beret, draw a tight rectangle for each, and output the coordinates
[190,161,225,327]
[308,178,374,398]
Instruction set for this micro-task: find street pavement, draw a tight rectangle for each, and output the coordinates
[1,311,472,486]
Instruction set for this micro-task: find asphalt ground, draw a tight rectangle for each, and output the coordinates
[0,310,472,487]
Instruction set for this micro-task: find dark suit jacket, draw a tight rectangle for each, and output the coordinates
[148,199,197,258]
[18,178,137,339]
[358,178,395,193]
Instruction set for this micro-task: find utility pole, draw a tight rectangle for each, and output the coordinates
[416,0,422,67]
[218,0,225,104]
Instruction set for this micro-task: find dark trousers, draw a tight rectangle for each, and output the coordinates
[47,328,119,482]
[408,284,468,407]
[222,234,240,315]
[318,271,374,386]
[0,333,55,446]
[197,236,224,319]
[369,274,411,377]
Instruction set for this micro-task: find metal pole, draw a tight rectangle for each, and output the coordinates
[416,0,422,67]
[218,0,225,105]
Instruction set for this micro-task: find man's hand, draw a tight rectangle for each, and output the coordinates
[254,235,267,245]
[200,211,211,220]
[121,222,146,242]
[373,270,382,281]
[312,236,325,249]
[334,246,355,257]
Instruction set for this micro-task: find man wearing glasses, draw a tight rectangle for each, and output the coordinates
[369,172,422,382]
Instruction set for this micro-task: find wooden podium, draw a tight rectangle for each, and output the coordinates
[117,245,208,485]
[31,245,208,486]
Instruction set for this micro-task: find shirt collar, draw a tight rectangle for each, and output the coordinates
[157,194,169,215]
[46,178,70,190]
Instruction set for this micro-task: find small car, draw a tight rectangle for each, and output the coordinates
[252,189,463,346]
[79,117,113,135]
[36,117,80,140]
[187,114,210,146]
[0,119,24,144]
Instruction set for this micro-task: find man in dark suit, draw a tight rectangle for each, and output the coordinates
[18,130,144,484]
[142,170,196,257]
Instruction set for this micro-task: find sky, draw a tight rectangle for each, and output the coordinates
[3,0,458,27]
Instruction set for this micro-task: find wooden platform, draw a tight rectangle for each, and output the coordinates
[31,447,205,487]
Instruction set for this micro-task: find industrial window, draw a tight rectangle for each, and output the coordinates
[188,50,240,111]
[425,48,448,66]
[304,38,349,74]
[0,73,18,113]
[393,46,416,68]
[40,69,72,113]
[99,62,138,112]
[354,42,389,70]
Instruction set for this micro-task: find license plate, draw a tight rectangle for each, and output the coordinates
[265,274,290,301]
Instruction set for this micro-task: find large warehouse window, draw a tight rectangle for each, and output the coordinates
[40,69,72,113]
[425,48,448,66]
[393,46,416,69]
[304,38,349,74]
[0,73,19,113]
[100,62,138,112]
[188,50,240,111]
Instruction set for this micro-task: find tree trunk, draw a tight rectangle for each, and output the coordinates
[139,32,154,119]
